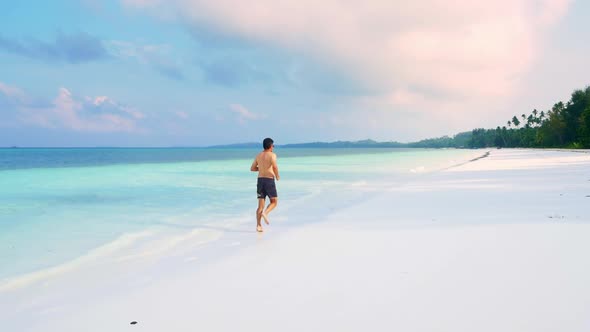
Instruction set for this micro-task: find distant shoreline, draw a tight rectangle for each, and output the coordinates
[3,143,589,150]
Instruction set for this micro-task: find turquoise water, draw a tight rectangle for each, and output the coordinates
[0,148,478,281]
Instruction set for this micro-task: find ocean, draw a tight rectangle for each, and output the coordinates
[0,147,480,284]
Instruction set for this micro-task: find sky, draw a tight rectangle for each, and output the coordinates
[0,0,589,147]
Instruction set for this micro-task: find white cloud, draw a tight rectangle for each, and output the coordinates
[124,0,571,110]
[5,84,144,133]
[87,95,145,119]
[229,103,256,118]
[105,40,171,63]
[228,103,262,124]
[0,82,26,102]
[175,111,189,119]
[105,40,185,80]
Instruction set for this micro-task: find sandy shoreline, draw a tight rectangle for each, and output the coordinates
[2,149,589,331]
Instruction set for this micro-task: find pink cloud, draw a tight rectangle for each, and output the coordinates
[229,103,260,121]
[0,82,26,101]
[125,0,572,102]
[93,96,108,105]
[12,86,144,133]
[535,0,572,25]
[123,0,573,139]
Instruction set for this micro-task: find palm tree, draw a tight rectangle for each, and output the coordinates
[527,114,534,127]
[532,109,539,125]
[512,116,521,128]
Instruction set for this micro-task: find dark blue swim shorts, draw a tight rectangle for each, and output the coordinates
[257,177,277,199]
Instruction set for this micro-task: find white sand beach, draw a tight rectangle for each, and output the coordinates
[2,149,590,331]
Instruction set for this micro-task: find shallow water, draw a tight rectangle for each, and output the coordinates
[0,148,479,281]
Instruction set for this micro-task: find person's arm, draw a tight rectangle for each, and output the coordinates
[272,154,280,181]
[250,158,258,172]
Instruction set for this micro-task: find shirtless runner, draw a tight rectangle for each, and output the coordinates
[250,137,280,232]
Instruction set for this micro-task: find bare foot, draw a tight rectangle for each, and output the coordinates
[261,212,270,225]
[256,225,263,232]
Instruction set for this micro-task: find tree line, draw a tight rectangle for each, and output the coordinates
[467,86,590,149]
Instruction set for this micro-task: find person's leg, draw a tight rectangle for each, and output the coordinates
[261,180,278,223]
[263,197,278,221]
[256,198,265,232]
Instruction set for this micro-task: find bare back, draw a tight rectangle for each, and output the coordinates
[253,151,277,179]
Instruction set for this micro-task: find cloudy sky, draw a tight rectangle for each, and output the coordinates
[1,0,588,147]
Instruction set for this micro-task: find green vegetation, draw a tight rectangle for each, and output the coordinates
[407,132,472,148]
[467,86,590,149]
[277,134,472,149]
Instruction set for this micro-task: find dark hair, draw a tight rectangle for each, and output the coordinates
[263,137,274,150]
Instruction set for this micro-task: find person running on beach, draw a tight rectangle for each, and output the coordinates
[250,137,280,232]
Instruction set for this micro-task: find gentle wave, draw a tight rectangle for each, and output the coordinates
[0,148,483,288]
